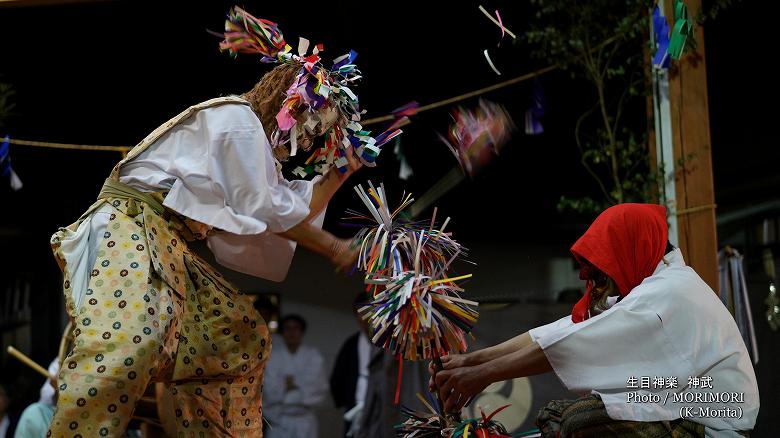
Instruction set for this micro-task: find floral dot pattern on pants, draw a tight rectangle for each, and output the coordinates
[50,196,270,438]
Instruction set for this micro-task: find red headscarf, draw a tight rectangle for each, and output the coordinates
[570,203,668,323]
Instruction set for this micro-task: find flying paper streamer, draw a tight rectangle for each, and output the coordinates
[346,182,478,361]
[438,99,515,178]
[483,49,502,75]
[495,9,506,45]
[394,138,414,180]
[478,5,517,40]
[219,7,287,58]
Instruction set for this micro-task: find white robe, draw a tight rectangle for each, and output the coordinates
[58,103,325,311]
[38,359,59,407]
[530,249,759,436]
[0,416,9,438]
[263,339,329,438]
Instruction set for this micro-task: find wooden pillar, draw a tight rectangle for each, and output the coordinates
[666,0,719,291]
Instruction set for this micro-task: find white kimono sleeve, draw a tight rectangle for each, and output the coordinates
[158,105,322,280]
[535,302,693,420]
[528,315,574,343]
[164,119,311,235]
[206,205,326,281]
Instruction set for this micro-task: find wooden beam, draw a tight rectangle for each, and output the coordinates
[667,0,719,291]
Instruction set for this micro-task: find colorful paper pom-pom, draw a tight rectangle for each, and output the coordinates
[438,99,515,178]
[346,182,478,361]
[219,6,288,59]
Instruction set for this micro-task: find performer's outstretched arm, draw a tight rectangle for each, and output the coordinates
[306,149,362,220]
[277,221,357,272]
[435,341,551,413]
[428,332,533,392]
[467,332,533,365]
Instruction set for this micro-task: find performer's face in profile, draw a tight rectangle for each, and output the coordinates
[584,265,620,316]
[294,105,341,149]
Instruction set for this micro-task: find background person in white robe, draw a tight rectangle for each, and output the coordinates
[431,204,759,437]
[264,314,329,438]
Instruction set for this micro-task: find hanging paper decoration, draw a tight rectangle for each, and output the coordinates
[668,0,695,60]
[652,6,672,69]
[1,135,23,191]
[346,182,478,361]
[524,79,545,135]
[394,137,414,180]
[438,99,515,178]
[218,6,405,177]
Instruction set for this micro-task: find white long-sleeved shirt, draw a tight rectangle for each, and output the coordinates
[530,249,759,436]
[58,103,324,311]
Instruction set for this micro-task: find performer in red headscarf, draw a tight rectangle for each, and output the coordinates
[431,204,759,437]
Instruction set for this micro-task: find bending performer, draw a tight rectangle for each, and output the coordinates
[432,204,759,437]
[48,10,383,437]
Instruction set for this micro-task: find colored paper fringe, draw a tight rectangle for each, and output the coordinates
[218,6,407,177]
[450,405,512,438]
[438,99,515,178]
[219,7,287,58]
[395,405,447,438]
[396,400,513,438]
[347,182,478,361]
[358,272,478,361]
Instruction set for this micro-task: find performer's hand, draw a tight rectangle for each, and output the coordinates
[436,365,489,414]
[330,237,360,274]
[427,354,473,392]
[340,147,363,180]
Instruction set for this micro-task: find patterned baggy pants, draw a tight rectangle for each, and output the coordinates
[49,197,271,438]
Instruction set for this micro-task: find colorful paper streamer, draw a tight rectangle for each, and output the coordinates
[346,182,478,361]
[438,99,515,178]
